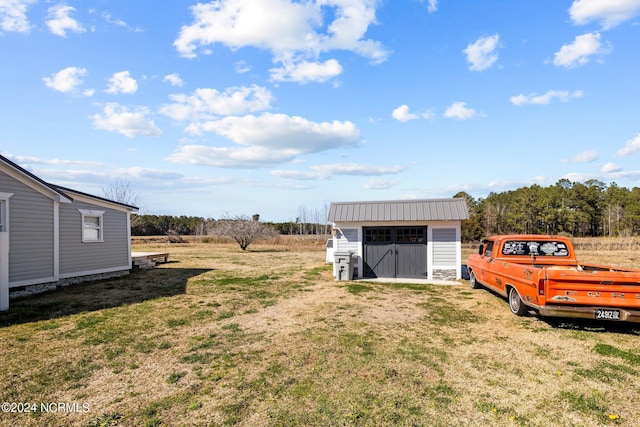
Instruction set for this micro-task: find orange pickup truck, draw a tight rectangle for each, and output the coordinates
[466,234,640,323]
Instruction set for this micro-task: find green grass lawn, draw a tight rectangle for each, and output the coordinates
[0,242,638,426]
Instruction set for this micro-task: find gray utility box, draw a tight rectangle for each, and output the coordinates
[334,251,354,281]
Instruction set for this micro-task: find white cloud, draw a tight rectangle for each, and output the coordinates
[559,168,640,186]
[160,85,273,121]
[553,32,611,68]
[270,59,343,83]
[90,103,162,138]
[569,0,640,30]
[319,163,402,177]
[272,163,404,180]
[163,73,184,87]
[31,168,110,185]
[0,153,185,193]
[424,0,438,13]
[391,105,434,122]
[602,162,623,173]
[43,66,89,94]
[618,133,640,156]
[187,113,359,150]
[510,90,584,106]
[101,12,142,32]
[46,4,86,37]
[569,150,599,163]
[169,113,360,168]
[173,0,389,83]
[271,169,329,180]
[364,179,399,190]
[235,61,251,74]
[1,152,103,168]
[105,71,138,94]
[167,145,298,168]
[115,166,183,181]
[392,105,417,122]
[103,12,127,27]
[0,0,36,32]
[463,34,500,71]
[444,102,477,120]
[174,0,318,57]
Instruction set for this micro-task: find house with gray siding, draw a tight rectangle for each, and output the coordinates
[328,198,469,281]
[0,154,138,310]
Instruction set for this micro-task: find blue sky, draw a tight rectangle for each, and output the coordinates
[2,0,640,222]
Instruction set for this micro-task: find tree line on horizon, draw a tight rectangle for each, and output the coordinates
[129,179,640,242]
[131,209,332,238]
[457,179,640,242]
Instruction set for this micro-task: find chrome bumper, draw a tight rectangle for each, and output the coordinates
[538,305,640,323]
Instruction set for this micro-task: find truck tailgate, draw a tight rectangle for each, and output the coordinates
[545,269,640,309]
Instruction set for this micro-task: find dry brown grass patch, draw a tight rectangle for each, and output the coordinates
[0,240,638,426]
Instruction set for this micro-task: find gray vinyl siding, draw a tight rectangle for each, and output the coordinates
[432,228,456,265]
[336,228,359,252]
[0,172,55,284]
[59,201,130,275]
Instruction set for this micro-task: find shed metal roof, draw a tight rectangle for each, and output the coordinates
[328,198,469,222]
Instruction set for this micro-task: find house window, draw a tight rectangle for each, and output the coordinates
[79,209,105,242]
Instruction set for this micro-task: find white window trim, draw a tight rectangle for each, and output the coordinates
[0,193,11,310]
[79,209,105,243]
[0,193,13,233]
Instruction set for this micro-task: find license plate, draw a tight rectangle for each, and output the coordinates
[595,309,621,320]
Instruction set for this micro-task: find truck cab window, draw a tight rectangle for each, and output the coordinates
[501,240,569,257]
[486,241,494,257]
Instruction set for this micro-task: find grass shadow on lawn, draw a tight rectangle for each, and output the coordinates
[469,283,640,336]
[541,317,640,336]
[0,267,211,327]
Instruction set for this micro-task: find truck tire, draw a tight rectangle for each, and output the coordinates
[508,287,528,316]
[469,270,482,289]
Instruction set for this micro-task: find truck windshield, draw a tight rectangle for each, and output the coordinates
[501,240,569,257]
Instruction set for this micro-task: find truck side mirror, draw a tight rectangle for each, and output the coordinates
[478,244,484,255]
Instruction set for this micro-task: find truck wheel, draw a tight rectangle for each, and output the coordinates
[508,287,528,316]
[469,271,482,289]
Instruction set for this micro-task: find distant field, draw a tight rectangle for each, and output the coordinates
[132,233,330,248]
[0,239,638,426]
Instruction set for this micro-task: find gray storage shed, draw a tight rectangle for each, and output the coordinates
[328,198,469,281]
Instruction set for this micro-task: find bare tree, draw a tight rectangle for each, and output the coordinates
[322,202,330,235]
[211,215,277,251]
[103,180,142,230]
[102,179,141,207]
[604,204,624,237]
[483,203,506,236]
[295,204,332,236]
[297,205,308,235]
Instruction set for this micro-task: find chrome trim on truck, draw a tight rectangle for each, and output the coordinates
[538,306,640,323]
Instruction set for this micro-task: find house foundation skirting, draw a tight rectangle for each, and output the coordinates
[9,269,130,299]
